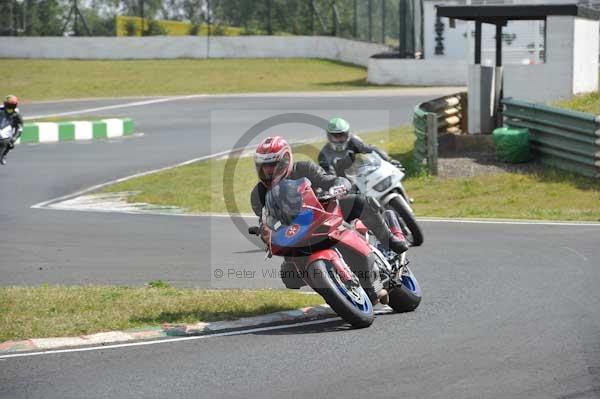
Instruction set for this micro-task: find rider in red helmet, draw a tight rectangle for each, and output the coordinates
[254,136,293,189]
[251,136,409,304]
[0,95,24,165]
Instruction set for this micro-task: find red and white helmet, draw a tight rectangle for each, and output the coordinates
[254,136,293,188]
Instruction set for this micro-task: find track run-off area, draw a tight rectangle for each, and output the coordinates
[1,89,599,399]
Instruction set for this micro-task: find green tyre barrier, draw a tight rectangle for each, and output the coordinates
[493,127,531,164]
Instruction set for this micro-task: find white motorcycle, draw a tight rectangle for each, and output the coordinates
[0,124,16,165]
[344,152,424,246]
[0,124,14,140]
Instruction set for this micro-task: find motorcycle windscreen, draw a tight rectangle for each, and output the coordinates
[344,153,381,178]
[265,178,315,247]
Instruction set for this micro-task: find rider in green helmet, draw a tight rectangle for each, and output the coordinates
[318,117,402,176]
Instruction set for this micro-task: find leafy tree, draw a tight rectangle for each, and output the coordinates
[144,19,167,35]
[0,0,410,41]
[25,0,65,36]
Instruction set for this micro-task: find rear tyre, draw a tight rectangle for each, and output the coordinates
[308,260,374,328]
[388,267,422,313]
[388,196,424,247]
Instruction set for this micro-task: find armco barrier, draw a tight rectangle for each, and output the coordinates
[413,92,467,175]
[17,118,134,144]
[503,98,600,178]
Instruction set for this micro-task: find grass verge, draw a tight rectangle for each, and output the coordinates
[554,91,600,114]
[406,171,600,220]
[103,126,600,221]
[0,285,323,342]
[4,59,381,101]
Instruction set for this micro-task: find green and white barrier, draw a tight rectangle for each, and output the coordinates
[16,118,135,144]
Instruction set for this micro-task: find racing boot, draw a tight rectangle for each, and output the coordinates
[360,197,409,255]
[279,258,306,289]
[383,210,411,250]
[342,250,388,305]
[365,286,389,305]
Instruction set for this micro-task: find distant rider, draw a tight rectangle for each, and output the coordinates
[250,136,409,304]
[318,117,402,176]
[0,95,23,165]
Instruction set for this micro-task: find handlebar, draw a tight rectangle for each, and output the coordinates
[317,185,348,202]
[248,226,261,236]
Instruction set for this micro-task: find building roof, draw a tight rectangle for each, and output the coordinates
[437,4,600,23]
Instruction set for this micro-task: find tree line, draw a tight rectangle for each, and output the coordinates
[0,0,413,44]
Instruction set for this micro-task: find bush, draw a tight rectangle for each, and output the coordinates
[188,23,201,36]
[240,26,263,35]
[144,20,167,36]
[211,24,227,35]
[124,20,137,36]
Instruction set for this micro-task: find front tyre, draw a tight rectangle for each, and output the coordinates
[308,260,374,328]
[388,196,424,247]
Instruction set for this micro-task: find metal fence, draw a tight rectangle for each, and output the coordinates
[413,92,467,175]
[503,98,600,178]
[0,0,423,55]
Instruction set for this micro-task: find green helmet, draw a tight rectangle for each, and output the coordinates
[326,117,350,151]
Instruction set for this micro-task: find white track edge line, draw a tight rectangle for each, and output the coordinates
[31,137,320,209]
[25,95,209,121]
[24,87,466,118]
[33,207,600,227]
[30,148,234,209]
[417,218,600,227]
[0,317,342,359]
[0,308,394,359]
[29,136,600,228]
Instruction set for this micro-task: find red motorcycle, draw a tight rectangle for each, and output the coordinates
[249,178,421,328]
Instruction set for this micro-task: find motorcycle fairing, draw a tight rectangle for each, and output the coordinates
[329,227,372,257]
[307,248,353,283]
[271,209,315,247]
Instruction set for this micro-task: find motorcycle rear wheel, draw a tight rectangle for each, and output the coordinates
[388,196,424,247]
[308,260,374,328]
[388,267,422,313]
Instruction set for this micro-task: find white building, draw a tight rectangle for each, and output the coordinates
[369,1,600,104]
[424,0,600,64]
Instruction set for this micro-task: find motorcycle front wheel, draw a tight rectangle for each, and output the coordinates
[388,196,424,247]
[308,260,374,328]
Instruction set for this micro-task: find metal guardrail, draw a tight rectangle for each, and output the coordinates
[413,92,467,175]
[503,98,600,178]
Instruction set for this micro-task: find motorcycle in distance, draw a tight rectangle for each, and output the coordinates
[248,178,422,328]
[343,152,424,247]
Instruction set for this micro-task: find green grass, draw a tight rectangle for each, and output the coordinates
[103,125,600,221]
[0,286,323,342]
[554,91,600,114]
[104,127,418,214]
[2,59,380,101]
[405,171,600,221]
